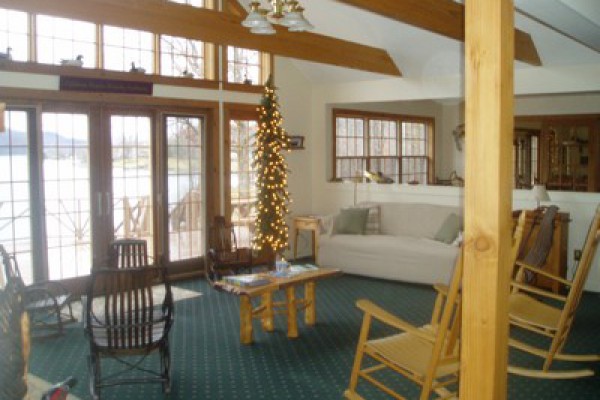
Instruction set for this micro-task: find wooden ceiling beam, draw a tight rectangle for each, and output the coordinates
[335,0,542,66]
[0,0,401,77]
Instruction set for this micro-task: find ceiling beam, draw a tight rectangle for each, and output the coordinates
[335,0,542,66]
[0,0,401,77]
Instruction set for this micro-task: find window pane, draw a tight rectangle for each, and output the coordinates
[36,15,96,67]
[230,119,258,247]
[401,157,428,184]
[42,112,92,280]
[168,0,206,7]
[0,110,33,284]
[103,26,154,73]
[166,116,204,261]
[0,8,29,61]
[160,34,205,78]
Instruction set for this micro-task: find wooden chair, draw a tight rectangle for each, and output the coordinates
[0,244,76,338]
[85,266,173,399]
[206,216,253,284]
[344,250,464,400]
[344,211,529,400]
[109,238,150,269]
[508,204,600,379]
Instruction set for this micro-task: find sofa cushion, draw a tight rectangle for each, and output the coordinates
[434,213,461,244]
[348,202,380,235]
[379,203,461,239]
[332,208,369,235]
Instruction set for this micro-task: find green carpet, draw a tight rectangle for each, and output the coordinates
[29,275,600,399]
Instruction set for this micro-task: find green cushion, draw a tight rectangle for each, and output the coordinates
[434,213,461,244]
[332,208,369,235]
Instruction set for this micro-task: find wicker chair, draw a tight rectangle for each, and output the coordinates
[0,244,75,338]
[85,266,174,399]
[0,247,29,400]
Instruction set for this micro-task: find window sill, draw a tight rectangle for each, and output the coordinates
[222,81,264,94]
[0,60,220,90]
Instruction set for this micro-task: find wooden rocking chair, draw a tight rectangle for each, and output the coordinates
[344,250,464,400]
[508,204,600,379]
[206,216,253,285]
[108,238,150,269]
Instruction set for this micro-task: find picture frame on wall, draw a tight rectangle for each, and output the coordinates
[289,135,305,149]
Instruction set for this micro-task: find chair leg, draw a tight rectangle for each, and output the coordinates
[88,353,101,400]
[161,342,171,394]
[346,315,372,397]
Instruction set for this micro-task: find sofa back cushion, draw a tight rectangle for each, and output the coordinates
[379,203,462,239]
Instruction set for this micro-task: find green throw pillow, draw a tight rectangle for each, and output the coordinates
[332,208,369,235]
[434,213,461,244]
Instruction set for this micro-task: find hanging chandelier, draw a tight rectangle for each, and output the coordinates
[241,0,314,35]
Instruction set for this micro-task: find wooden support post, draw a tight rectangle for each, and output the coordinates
[462,0,515,399]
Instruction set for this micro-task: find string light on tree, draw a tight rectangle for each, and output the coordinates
[252,75,292,256]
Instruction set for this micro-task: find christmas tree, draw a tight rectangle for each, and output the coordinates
[252,75,291,255]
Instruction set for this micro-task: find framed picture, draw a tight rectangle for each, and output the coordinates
[289,135,305,150]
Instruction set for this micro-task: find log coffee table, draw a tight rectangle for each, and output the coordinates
[214,267,341,344]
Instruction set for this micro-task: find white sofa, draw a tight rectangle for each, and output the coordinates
[318,202,461,285]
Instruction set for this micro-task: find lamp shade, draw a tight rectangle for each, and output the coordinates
[531,184,550,208]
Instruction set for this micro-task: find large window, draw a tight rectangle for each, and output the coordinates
[0,7,29,61]
[36,15,96,67]
[160,35,206,79]
[333,110,434,184]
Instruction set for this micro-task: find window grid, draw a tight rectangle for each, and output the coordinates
[227,46,261,84]
[168,0,206,7]
[334,111,433,184]
[42,112,92,280]
[103,25,155,73]
[166,116,204,261]
[36,15,96,67]
[160,34,205,78]
[0,7,29,61]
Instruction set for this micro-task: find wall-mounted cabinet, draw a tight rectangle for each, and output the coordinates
[539,116,600,192]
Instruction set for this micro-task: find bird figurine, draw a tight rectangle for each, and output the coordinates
[182,69,194,78]
[130,62,146,74]
[0,47,12,61]
[60,55,83,67]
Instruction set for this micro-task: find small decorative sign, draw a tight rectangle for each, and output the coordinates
[60,76,153,95]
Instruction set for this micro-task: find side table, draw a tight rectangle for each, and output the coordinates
[293,216,320,263]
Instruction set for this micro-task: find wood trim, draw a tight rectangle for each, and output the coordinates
[462,0,514,398]
[334,0,541,66]
[1,0,401,76]
[0,60,221,90]
[223,0,247,17]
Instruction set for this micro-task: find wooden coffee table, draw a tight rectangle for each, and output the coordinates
[214,267,341,344]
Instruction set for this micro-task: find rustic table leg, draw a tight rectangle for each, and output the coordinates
[286,286,298,338]
[304,281,316,325]
[240,296,253,345]
[261,291,274,332]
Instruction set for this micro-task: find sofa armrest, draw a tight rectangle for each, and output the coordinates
[319,214,336,236]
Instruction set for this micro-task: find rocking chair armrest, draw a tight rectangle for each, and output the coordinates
[355,299,435,342]
[23,286,61,309]
[515,260,572,286]
[510,281,568,302]
[433,284,449,296]
[29,280,71,297]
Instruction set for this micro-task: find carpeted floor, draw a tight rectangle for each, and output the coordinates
[29,275,600,399]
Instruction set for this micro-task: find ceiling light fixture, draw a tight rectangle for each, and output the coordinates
[241,0,314,35]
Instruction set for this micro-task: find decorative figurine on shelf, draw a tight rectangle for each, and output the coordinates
[182,69,194,78]
[130,62,146,74]
[60,54,83,67]
[0,47,12,61]
[243,74,253,85]
[363,170,394,184]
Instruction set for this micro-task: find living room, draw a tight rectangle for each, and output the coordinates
[1,0,600,399]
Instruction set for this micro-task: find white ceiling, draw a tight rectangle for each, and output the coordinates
[271,0,600,84]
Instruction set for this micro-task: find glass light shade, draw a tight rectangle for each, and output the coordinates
[242,10,270,28]
[251,24,276,35]
[288,19,314,32]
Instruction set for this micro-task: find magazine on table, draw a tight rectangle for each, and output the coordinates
[223,274,271,287]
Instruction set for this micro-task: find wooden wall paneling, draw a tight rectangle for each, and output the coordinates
[0,0,401,77]
[462,0,515,398]
[334,0,541,66]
